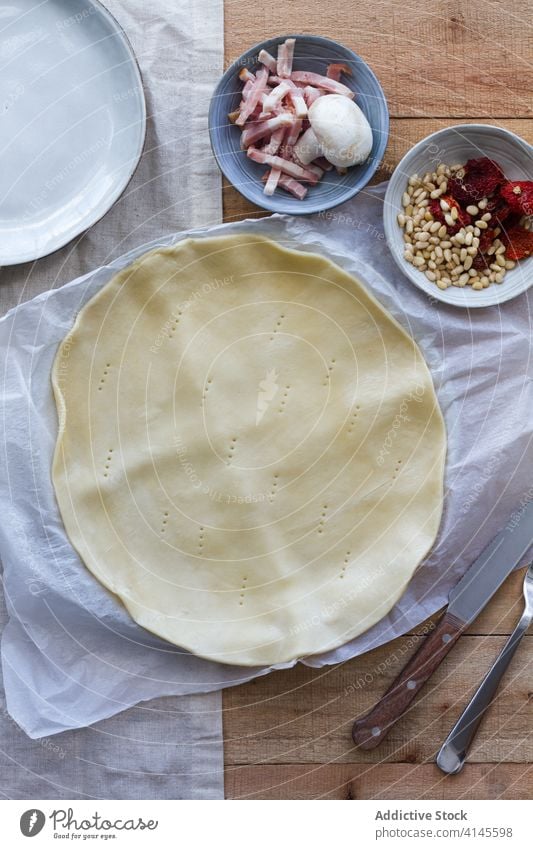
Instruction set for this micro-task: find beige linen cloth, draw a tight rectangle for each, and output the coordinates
[0,0,224,800]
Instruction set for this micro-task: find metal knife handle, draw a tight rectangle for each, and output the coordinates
[352,610,467,750]
[436,611,533,774]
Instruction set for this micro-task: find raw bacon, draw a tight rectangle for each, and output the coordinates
[263,168,282,195]
[258,49,277,73]
[240,113,294,148]
[290,71,354,97]
[326,63,352,82]
[236,67,269,126]
[277,38,295,77]
[231,37,360,199]
[247,147,320,183]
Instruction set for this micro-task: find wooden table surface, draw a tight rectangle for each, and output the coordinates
[221,0,533,800]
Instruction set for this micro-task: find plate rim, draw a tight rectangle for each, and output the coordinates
[0,0,147,266]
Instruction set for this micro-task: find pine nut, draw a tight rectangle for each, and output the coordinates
[438,225,447,239]
[436,279,449,290]
[440,199,451,212]
[472,280,483,290]
[495,254,506,267]
[463,255,473,270]
[425,270,437,281]
[397,213,406,227]
[413,256,425,267]
[402,192,411,207]
[458,273,470,286]
[481,212,492,222]
[464,231,473,246]
[445,213,455,227]
[478,198,488,210]
[430,220,441,233]
[466,205,479,216]
[476,220,488,229]
[450,206,459,221]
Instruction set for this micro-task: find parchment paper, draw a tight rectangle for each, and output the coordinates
[1,184,532,741]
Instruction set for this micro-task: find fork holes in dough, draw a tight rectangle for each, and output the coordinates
[348,405,361,434]
[340,550,351,579]
[239,575,248,606]
[98,363,111,391]
[393,459,402,480]
[103,449,114,478]
[278,386,291,414]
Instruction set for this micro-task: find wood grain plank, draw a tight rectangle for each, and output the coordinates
[223,118,533,223]
[223,635,533,764]
[225,763,533,799]
[224,1,533,118]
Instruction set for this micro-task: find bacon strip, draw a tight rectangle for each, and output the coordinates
[303,85,322,107]
[258,49,277,73]
[290,71,354,97]
[285,117,303,147]
[262,81,291,113]
[263,168,282,196]
[240,113,294,148]
[278,174,307,199]
[238,68,255,84]
[277,37,295,77]
[247,147,320,183]
[313,156,333,171]
[241,79,254,99]
[326,63,352,82]
[263,126,285,155]
[285,80,307,118]
[236,67,269,126]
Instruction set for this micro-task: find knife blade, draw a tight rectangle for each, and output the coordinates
[447,496,533,624]
[352,497,533,750]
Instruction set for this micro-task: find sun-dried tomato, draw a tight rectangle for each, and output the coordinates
[499,181,533,216]
[429,196,470,233]
[478,228,496,253]
[448,158,504,204]
[502,225,533,261]
[485,197,511,226]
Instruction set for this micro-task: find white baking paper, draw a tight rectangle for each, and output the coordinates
[1,183,532,738]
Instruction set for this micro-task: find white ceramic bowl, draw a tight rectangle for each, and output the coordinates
[384,125,533,308]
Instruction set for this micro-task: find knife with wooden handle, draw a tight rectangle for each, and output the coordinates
[352,499,533,750]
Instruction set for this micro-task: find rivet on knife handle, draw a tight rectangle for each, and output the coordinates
[352,610,467,750]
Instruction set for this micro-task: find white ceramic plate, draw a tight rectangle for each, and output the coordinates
[383,125,533,308]
[0,0,146,265]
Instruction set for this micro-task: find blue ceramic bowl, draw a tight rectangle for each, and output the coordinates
[208,34,389,215]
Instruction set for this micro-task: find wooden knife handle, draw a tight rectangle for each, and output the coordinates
[352,610,467,750]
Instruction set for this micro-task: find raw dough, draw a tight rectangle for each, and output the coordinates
[52,235,446,666]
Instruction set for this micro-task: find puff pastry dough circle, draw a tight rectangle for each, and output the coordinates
[52,235,446,665]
